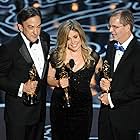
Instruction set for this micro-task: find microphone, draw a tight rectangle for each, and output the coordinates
[69,59,75,69]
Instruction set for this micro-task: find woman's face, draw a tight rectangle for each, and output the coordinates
[67,30,82,52]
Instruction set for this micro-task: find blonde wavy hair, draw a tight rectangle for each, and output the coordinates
[51,19,95,68]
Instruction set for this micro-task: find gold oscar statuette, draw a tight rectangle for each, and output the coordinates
[102,60,110,79]
[59,65,71,108]
[102,60,111,92]
[23,64,39,105]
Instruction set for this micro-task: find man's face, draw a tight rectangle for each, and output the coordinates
[18,15,41,43]
[108,15,130,44]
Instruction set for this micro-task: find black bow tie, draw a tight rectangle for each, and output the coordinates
[30,39,39,47]
[114,43,124,52]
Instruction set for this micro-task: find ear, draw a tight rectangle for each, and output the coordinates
[17,24,23,32]
[125,24,131,32]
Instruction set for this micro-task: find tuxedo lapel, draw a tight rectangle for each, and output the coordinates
[19,43,33,64]
[106,43,116,78]
[114,38,136,72]
[15,33,33,64]
[110,47,116,77]
[18,31,50,79]
[40,35,50,79]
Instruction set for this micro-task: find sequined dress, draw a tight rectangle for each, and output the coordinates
[50,51,99,140]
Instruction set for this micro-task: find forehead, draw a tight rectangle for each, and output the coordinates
[22,15,41,26]
[68,30,79,36]
[109,15,121,25]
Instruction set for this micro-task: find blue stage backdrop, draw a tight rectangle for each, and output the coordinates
[0,0,140,140]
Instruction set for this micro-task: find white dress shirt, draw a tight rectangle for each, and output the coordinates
[108,34,134,108]
[18,32,45,97]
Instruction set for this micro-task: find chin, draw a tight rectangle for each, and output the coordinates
[73,49,80,52]
[112,37,118,41]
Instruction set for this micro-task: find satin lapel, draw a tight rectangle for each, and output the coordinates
[110,46,116,77]
[40,37,50,79]
[106,43,116,78]
[19,43,33,64]
[115,38,136,72]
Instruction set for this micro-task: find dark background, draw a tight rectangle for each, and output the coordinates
[0,0,140,139]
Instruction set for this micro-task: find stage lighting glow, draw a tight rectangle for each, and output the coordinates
[109,3,117,10]
[90,25,96,32]
[53,21,60,29]
[32,1,40,9]
[71,3,79,12]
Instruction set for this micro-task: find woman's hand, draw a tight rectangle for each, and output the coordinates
[59,78,69,88]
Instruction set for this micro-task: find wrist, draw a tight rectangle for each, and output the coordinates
[57,79,61,87]
[90,84,96,89]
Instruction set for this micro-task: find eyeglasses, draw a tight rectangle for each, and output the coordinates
[107,25,124,30]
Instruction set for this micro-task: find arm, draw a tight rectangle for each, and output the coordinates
[47,63,69,88]
[47,63,60,88]
[0,44,21,95]
[90,57,103,96]
[0,43,38,97]
[103,41,140,106]
[95,57,103,74]
[99,76,113,107]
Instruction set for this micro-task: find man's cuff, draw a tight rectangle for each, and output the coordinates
[18,83,24,97]
[108,93,114,108]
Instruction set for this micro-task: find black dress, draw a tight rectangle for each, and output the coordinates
[50,51,99,140]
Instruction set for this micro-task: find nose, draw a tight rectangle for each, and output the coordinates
[109,27,114,33]
[33,28,38,35]
[71,38,76,44]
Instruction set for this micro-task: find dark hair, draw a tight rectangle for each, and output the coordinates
[17,6,41,24]
[111,9,134,32]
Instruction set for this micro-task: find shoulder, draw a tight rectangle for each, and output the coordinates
[1,33,22,50]
[131,37,140,54]
[40,31,50,53]
[3,33,20,45]
[108,40,117,46]
[0,34,21,58]
[49,48,58,68]
[89,48,103,71]
[133,37,140,47]
[90,48,100,63]
[40,30,50,41]
[106,40,117,50]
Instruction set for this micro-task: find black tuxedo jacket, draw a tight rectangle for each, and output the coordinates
[0,31,50,125]
[99,37,140,130]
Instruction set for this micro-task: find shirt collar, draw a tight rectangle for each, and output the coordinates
[20,32,40,48]
[20,32,30,46]
[117,34,134,50]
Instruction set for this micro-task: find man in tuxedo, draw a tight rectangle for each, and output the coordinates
[0,7,50,140]
[98,9,140,140]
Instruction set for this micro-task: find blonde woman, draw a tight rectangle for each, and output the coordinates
[47,19,102,140]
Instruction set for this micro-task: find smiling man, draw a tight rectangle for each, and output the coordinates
[98,9,140,140]
[0,7,50,140]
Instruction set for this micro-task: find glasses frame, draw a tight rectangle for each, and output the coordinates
[107,24,124,30]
